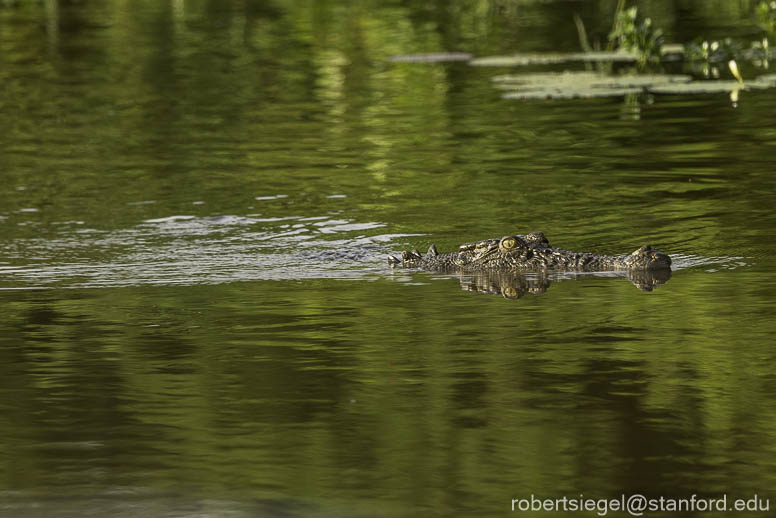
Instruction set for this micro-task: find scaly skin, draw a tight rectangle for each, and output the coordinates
[389,232,671,271]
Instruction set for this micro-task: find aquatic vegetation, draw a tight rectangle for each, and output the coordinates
[633,4,772,73]
[601,2,774,76]
[755,0,776,33]
[493,67,776,101]
[684,38,744,64]
[749,38,771,68]
[608,6,664,65]
[388,2,776,104]
[679,40,771,78]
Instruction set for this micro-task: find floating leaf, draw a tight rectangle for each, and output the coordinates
[648,80,773,94]
[388,52,472,63]
[469,51,639,67]
[502,87,643,100]
[492,72,692,90]
[753,74,776,84]
[492,71,601,85]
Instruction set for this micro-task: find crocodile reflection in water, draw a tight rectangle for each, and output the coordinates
[389,232,671,272]
[454,269,671,299]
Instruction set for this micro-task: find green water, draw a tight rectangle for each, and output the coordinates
[1,1,776,517]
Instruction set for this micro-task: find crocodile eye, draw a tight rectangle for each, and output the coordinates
[500,236,517,250]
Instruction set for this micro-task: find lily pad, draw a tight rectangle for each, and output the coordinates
[752,74,776,85]
[647,80,772,94]
[492,71,601,85]
[470,51,639,67]
[502,86,643,100]
[388,52,472,63]
[492,72,692,90]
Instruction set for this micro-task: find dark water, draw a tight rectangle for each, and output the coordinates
[2,1,776,517]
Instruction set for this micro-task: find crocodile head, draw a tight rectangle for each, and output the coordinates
[451,236,672,270]
[619,244,672,270]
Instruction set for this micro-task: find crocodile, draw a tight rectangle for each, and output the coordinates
[388,232,671,272]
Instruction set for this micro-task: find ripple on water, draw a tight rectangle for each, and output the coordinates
[670,253,750,271]
[0,214,419,289]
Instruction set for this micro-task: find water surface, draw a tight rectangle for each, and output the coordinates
[1,1,775,517]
